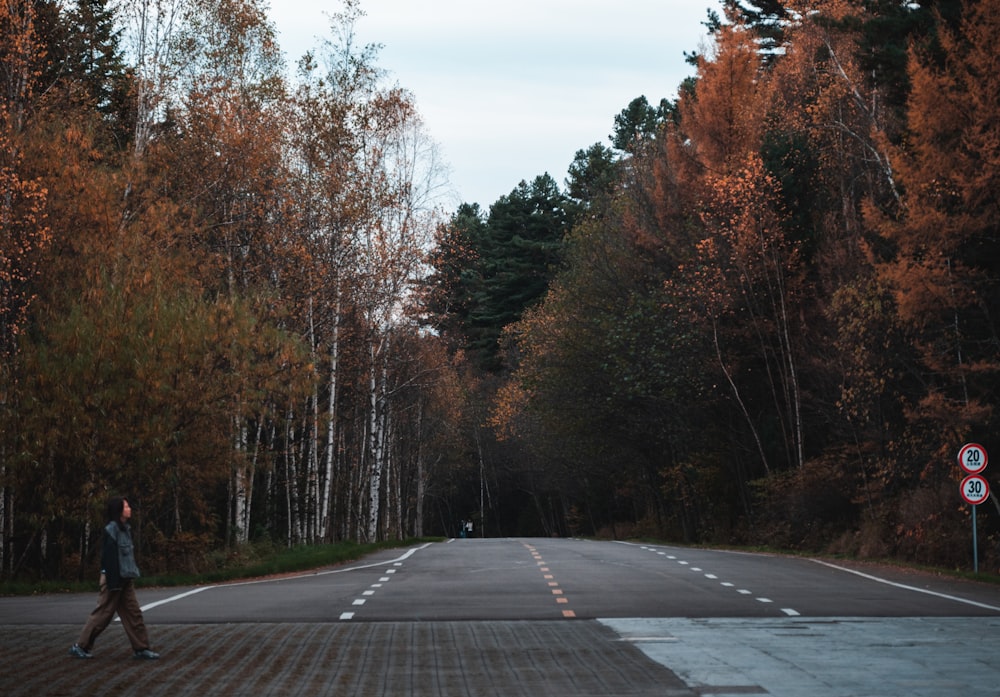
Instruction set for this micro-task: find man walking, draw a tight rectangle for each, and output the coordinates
[69,496,160,660]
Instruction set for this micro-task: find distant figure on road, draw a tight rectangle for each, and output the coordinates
[69,496,160,660]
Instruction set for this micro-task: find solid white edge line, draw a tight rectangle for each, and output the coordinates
[140,542,433,612]
[132,587,212,615]
[811,558,1000,612]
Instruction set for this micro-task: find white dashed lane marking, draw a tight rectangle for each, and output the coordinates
[337,543,432,621]
[635,544,800,617]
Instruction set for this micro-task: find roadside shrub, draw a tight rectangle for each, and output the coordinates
[750,456,861,551]
[893,482,970,568]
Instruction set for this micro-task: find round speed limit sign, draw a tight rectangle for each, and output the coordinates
[958,443,988,474]
[960,474,990,505]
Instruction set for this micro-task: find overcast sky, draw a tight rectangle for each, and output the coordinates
[269,1,723,210]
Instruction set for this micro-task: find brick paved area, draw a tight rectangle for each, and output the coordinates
[0,621,695,696]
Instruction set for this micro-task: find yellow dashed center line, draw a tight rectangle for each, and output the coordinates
[524,543,575,619]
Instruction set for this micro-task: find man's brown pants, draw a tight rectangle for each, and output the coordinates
[76,576,150,653]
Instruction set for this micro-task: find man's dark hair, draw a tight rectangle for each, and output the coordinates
[105,496,128,525]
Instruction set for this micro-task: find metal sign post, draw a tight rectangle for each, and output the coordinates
[958,444,990,573]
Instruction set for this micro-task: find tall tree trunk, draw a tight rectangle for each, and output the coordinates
[366,341,383,542]
[414,400,426,538]
[298,411,310,543]
[319,300,341,541]
[284,403,299,547]
[306,389,319,543]
[232,416,247,545]
[713,320,771,474]
[232,417,262,546]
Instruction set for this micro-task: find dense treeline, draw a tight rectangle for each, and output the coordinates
[0,0,474,581]
[2,0,998,583]
[429,0,1000,571]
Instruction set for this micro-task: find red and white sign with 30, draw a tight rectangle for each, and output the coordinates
[960,474,990,506]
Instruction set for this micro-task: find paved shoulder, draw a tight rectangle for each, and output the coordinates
[603,616,1000,697]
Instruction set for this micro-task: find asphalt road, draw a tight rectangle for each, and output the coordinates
[2,538,999,696]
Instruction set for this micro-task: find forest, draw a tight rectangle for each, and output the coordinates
[1,0,999,582]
